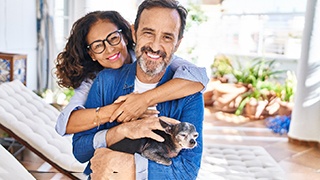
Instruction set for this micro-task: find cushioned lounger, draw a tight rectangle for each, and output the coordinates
[0,80,87,180]
[0,144,35,180]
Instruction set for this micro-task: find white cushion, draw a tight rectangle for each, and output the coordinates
[0,144,35,180]
[0,80,87,173]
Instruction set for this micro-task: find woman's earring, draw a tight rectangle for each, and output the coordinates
[92,59,96,61]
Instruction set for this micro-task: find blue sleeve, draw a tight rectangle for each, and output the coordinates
[148,93,204,180]
[72,77,103,163]
[170,55,209,91]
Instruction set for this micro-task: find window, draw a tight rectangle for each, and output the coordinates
[220,12,305,59]
[54,0,72,51]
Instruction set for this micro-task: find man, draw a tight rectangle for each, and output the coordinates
[72,0,205,179]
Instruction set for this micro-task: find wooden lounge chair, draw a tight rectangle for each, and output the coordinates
[0,80,87,180]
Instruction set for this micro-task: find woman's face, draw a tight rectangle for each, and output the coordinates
[87,20,130,69]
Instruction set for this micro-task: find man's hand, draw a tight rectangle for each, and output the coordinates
[119,117,168,142]
[106,116,180,148]
[90,148,135,180]
[120,116,181,142]
[110,92,159,122]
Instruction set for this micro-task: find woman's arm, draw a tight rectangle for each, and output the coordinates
[110,55,209,122]
[55,80,92,136]
[56,80,121,135]
[66,103,121,134]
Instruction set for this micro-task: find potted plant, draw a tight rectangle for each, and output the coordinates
[205,54,233,106]
[232,58,286,119]
[232,58,285,87]
[210,54,233,83]
[277,71,296,116]
[239,80,281,119]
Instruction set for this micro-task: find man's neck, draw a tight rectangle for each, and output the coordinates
[136,66,165,84]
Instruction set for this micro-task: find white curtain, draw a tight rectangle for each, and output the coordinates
[36,0,57,92]
[288,0,320,142]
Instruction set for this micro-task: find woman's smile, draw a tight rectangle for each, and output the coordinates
[107,52,121,62]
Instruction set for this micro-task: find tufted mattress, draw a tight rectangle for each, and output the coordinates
[0,80,87,179]
[198,144,285,180]
[0,144,35,180]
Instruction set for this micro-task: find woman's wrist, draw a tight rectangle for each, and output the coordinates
[100,104,120,123]
[142,89,158,106]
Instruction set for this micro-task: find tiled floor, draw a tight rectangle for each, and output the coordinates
[203,106,320,180]
[4,106,320,179]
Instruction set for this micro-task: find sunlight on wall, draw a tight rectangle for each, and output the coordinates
[85,0,137,23]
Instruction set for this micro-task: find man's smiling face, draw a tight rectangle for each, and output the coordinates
[133,7,182,77]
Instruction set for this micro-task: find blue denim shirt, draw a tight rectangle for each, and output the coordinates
[72,61,204,179]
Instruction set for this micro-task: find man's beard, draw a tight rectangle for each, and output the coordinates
[137,46,169,77]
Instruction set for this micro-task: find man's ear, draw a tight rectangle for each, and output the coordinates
[173,38,182,53]
[131,25,137,44]
[159,119,173,135]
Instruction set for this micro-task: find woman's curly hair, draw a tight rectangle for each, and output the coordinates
[55,11,134,89]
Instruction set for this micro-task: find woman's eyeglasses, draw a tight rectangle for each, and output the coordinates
[87,29,122,54]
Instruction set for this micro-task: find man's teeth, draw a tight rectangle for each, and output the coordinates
[147,52,160,59]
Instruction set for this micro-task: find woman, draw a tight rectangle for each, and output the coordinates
[54,10,208,136]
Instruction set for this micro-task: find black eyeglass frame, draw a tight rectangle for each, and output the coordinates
[87,29,123,54]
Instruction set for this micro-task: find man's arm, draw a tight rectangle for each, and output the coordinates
[89,117,184,180]
[90,93,204,179]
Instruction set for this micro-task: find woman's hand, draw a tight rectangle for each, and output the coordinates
[110,92,159,122]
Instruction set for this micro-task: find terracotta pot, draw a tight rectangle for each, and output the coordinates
[278,101,294,116]
[203,79,222,106]
[213,83,248,113]
[245,98,269,120]
[204,90,214,106]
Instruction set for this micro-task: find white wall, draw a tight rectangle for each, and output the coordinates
[0,1,5,49]
[83,0,137,23]
[289,0,320,143]
[0,0,37,90]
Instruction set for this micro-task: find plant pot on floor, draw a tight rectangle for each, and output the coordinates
[212,83,248,113]
[278,101,294,116]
